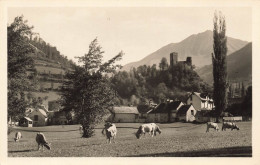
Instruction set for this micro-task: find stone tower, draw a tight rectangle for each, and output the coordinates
[186,57,192,66]
[170,52,178,68]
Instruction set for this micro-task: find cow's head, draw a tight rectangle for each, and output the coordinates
[135,126,142,139]
[44,143,51,150]
[234,124,239,130]
[156,127,162,134]
[104,122,113,128]
[216,126,219,131]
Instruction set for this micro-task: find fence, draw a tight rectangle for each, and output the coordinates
[223,116,243,122]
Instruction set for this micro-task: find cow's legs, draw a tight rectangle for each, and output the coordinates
[38,144,40,151]
[151,131,154,137]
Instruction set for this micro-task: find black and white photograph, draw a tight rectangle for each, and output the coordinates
[1,0,259,164]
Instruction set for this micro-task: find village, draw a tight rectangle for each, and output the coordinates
[6,6,253,158]
[10,52,246,128]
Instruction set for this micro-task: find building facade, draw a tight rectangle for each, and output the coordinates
[187,92,214,111]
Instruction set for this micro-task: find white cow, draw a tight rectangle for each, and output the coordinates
[14,132,22,142]
[222,122,239,131]
[79,126,83,134]
[206,122,219,132]
[36,132,51,150]
[135,123,162,139]
[102,122,117,144]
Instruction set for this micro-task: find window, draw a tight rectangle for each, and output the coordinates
[191,110,194,116]
[34,115,38,121]
[29,121,32,124]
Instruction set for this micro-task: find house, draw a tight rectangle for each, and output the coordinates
[147,101,184,123]
[19,117,33,127]
[187,92,214,111]
[137,103,157,122]
[27,108,48,127]
[109,106,139,123]
[176,105,196,122]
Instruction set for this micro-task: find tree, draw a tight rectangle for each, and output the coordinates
[8,16,35,121]
[61,38,123,137]
[212,11,228,120]
[242,86,252,117]
[159,57,169,71]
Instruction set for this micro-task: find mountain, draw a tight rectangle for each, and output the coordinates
[122,30,248,70]
[196,43,252,86]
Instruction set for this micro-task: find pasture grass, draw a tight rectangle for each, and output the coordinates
[8,122,252,157]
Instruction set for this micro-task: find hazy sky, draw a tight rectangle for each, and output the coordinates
[8,7,251,65]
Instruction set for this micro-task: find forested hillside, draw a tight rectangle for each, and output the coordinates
[110,58,212,105]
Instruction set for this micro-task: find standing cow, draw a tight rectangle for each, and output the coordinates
[14,132,22,142]
[206,122,219,132]
[222,122,239,131]
[36,132,51,150]
[102,122,117,144]
[135,123,162,139]
[79,125,83,134]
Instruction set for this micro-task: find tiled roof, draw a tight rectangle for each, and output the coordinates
[112,106,139,114]
[24,117,33,121]
[38,109,48,118]
[193,92,213,101]
[177,105,193,115]
[150,101,183,113]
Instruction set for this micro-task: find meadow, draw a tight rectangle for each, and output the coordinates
[8,122,252,157]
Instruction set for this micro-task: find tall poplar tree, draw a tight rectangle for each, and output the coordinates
[212,11,228,120]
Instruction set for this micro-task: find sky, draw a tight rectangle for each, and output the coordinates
[8,7,252,65]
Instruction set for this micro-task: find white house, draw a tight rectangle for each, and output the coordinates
[176,105,197,122]
[27,108,48,127]
[109,106,139,123]
[187,92,214,111]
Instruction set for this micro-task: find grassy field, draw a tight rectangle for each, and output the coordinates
[8,122,252,157]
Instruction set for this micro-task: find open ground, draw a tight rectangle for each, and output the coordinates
[8,122,252,157]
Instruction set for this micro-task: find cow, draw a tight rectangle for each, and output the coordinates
[222,122,239,131]
[135,123,162,139]
[79,125,83,134]
[14,132,22,142]
[102,122,117,144]
[206,122,219,132]
[36,132,51,150]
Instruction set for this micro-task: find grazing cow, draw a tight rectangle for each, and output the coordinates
[206,122,219,132]
[222,122,239,131]
[135,123,162,139]
[14,132,22,142]
[102,122,117,144]
[36,132,51,150]
[79,126,83,134]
